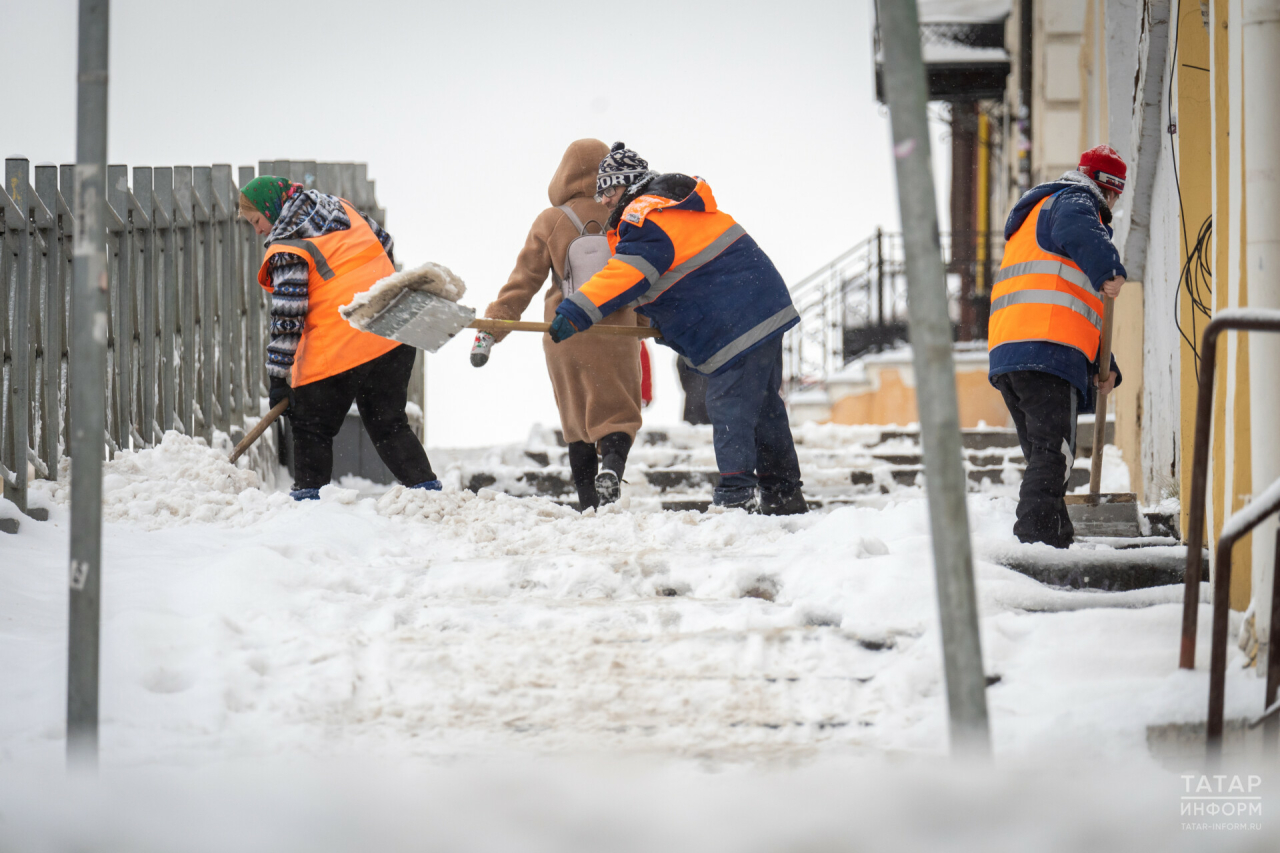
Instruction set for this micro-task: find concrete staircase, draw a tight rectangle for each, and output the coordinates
[455,420,1175,528]
[442,421,1190,593]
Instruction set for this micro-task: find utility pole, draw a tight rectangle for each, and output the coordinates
[878,0,991,756]
[67,0,110,768]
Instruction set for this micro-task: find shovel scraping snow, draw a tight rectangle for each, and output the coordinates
[341,262,475,352]
[1063,294,1143,539]
[361,288,478,353]
[342,261,660,352]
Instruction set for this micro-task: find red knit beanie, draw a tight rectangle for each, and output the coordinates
[1078,145,1127,194]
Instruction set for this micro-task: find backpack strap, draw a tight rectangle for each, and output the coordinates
[556,204,588,236]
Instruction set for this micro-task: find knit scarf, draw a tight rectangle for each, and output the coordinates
[242,176,301,224]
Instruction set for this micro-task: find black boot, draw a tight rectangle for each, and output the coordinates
[761,486,809,516]
[567,441,599,511]
[595,432,633,506]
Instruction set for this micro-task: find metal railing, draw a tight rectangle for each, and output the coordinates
[1178,308,1280,756]
[783,229,965,391]
[1,158,387,525]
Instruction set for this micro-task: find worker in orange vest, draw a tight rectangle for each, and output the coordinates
[551,147,805,515]
[240,176,438,500]
[988,146,1127,547]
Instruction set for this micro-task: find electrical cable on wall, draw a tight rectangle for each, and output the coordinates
[1165,5,1214,380]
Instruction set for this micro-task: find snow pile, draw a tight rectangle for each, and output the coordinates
[340,260,467,329]
[35,432,292,528]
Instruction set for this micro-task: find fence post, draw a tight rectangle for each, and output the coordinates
[316,162,338,197]
[239,165,262,418]
[67,0,111,767]
[104,167,127,451]
[879,0,991,756]
[339,163,357,209]
[153,168,176,433]
[36,166,65,473]
[192,167,215,443]
[213,165,235,436]
[4,160,35,517]
[133,167,156,445]
[59,165,75,446]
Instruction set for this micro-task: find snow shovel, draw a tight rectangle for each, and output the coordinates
[229,399,289,464]
[341,262,660,353]
[354,288,660,352]
[1063,294,1143,538]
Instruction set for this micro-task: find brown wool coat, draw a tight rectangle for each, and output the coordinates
[485,139,646,445]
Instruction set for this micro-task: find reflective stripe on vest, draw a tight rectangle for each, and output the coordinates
[990,287,1102,329]
[257,200,398,387]
[566,222,747,322]
[688,303,799,375]
[988,193,1105,361]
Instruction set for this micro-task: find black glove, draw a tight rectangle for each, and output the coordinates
[268,377,293,415]
[549,315,579,344]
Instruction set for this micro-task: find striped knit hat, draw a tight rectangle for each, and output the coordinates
[596,142,650,199]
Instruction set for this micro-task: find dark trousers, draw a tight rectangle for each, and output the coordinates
[677,358,711,425]
[993,371,1078,548]
[289,344,435,490]
[704,336,802,505]
[567,432,632,510]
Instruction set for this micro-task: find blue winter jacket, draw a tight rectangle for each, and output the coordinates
[555,174,798,376]
[989,174,1126,413]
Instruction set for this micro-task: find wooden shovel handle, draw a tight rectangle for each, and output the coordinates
[468,318,662,338]
[1088,294,1115,495]
[230,399,290,463]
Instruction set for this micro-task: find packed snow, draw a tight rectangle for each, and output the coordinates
[2,431,1273,849]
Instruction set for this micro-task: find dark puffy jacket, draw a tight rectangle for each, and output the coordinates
[988,173,1126,413]
[556,174,797,376]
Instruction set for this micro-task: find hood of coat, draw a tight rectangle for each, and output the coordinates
[548,139,611,207]
[1004,170,1111,240]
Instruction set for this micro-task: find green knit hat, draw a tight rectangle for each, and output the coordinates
[241,175,299,224]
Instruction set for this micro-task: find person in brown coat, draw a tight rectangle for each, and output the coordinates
[472,139,646,510]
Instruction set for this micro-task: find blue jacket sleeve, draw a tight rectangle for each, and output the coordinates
[556,217,678,330]
[1047,191,1127,290]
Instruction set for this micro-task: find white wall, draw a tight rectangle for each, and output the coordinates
[1139,121,1183,501]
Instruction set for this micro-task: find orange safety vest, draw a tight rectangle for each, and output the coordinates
[257,200,399,387]
[988,193,1105,361]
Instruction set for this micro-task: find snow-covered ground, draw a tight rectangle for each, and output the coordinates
[1,432,1274,849]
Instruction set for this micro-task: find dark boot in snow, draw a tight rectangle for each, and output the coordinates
[716,492,760,514]
[567,440,599,511]
[595,432,633,506]
[761,487,809,516]
[595,470,621,505]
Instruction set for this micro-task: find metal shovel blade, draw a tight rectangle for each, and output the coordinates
[1064,492,1143,538]
[363,289,477,353]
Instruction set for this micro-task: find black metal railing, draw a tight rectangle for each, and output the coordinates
[783,229,988,392]
[1178,307,1280,757]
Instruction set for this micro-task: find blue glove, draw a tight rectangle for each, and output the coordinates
[549,315,579,343]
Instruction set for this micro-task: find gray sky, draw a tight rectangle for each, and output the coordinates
[4,0,950,448]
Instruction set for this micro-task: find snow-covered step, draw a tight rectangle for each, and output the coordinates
[988,542,1203,592]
